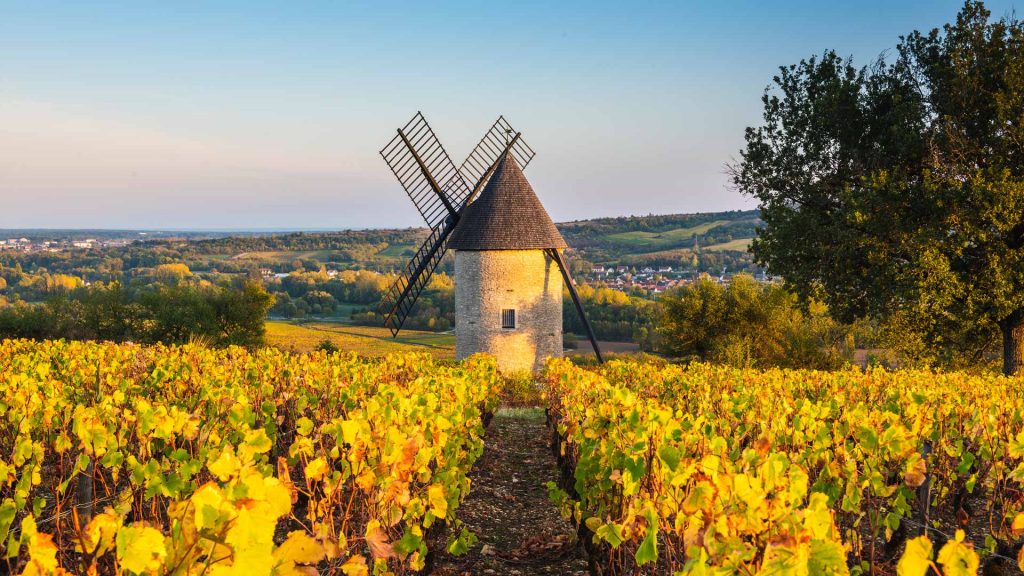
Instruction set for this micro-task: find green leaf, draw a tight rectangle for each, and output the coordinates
[658,445,681,472]
[634,508,658,565]
[594,522,625,548]
[0,500,15,547]
[856,426,878,452]
[395,529,424,555]
[446,527,477,556]
[809,539,850,576]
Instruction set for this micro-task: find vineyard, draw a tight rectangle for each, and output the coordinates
[2,340,1024,575]
[0,340,500,575]
[544,359,1024,575]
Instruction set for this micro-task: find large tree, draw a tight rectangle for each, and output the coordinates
[657,274,853,370]
[734,1,1024,374]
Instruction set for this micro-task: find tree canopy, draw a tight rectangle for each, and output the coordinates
[0,281,274,348]
[734,1,1024,374]
[657,274,853,369]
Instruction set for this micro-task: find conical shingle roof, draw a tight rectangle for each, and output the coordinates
[448,153,567,250]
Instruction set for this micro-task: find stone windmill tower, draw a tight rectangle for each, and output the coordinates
[377,113,602,372]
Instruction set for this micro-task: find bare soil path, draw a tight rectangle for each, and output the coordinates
[432,409,589,576]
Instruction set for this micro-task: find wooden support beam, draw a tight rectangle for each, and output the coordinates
[548,248,604,363]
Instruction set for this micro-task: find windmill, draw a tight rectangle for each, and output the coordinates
[377,112,603,372]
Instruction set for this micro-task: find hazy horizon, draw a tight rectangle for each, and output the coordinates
[3,0,1019,229]
[0,207,761,235]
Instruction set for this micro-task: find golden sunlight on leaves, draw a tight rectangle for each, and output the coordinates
[896,536,933,576]
[936,530,979,576]
[341,555,369,576]
[116,525,167,574]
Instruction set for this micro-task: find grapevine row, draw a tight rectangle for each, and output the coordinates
[543,359,1024,575]
[0,339,501,575]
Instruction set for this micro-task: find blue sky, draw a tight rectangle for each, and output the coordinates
[1,1,1019,229]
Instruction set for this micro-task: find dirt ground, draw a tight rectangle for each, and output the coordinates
[565,340,640,357]
[432,409,589,576]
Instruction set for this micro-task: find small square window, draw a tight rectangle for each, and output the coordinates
[501,309,516,329]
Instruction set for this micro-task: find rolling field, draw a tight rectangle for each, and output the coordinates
[227,249,338,262]
[605,220,728,248]
[266,320,455,357]
[703,237,753,251]
[622,236,754,262]
[376,243,416,257]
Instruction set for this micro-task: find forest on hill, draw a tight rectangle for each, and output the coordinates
[1,209,760,275]
[0,210,763,350]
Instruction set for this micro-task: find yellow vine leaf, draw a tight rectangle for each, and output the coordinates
[1011,512,1024,537]
[803,493,834,540]
[20,515,60,576]
[116,525,167,575]
[428,484,448,518]
[80,512,121,557]
[241,474,292,518]
[208,447,241,481]
[896,535,932,576]
[340,555,369,576]
[205,476,293,576]
[341,420,360,446]
[935,530,979,576]
[190,483,230,531]
[273,531,325,575]
[218,508,275,575]
[304,457,328,482]
[239,428,273,460]
[355,469,376,492]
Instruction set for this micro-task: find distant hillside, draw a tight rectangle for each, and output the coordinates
[557,210,760,265]
[132,209,762,272]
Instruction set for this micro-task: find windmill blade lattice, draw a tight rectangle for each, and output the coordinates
[459,116,535,195]
[378,222,454,336]
[379,112,472,228]
[377,113,470,336]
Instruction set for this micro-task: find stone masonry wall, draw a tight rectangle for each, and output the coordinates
[454,250,563,373]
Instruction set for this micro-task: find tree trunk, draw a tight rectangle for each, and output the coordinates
[1001,309,1024,376]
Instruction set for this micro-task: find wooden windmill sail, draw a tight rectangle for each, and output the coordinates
[377,112,603,366]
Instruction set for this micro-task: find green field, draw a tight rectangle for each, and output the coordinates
[266,320,454,357]
[377,243,416,258]
[331,302,365,320]
[606,220,728,248]
[618,237,752,263]
[703,238,753,252]
[226,249,339,263]
[273,302,366,323]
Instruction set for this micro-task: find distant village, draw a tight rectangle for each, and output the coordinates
[0,237,135,253]
[1,233,772,298]
[580,264,772,294]
[253,263,773,297]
